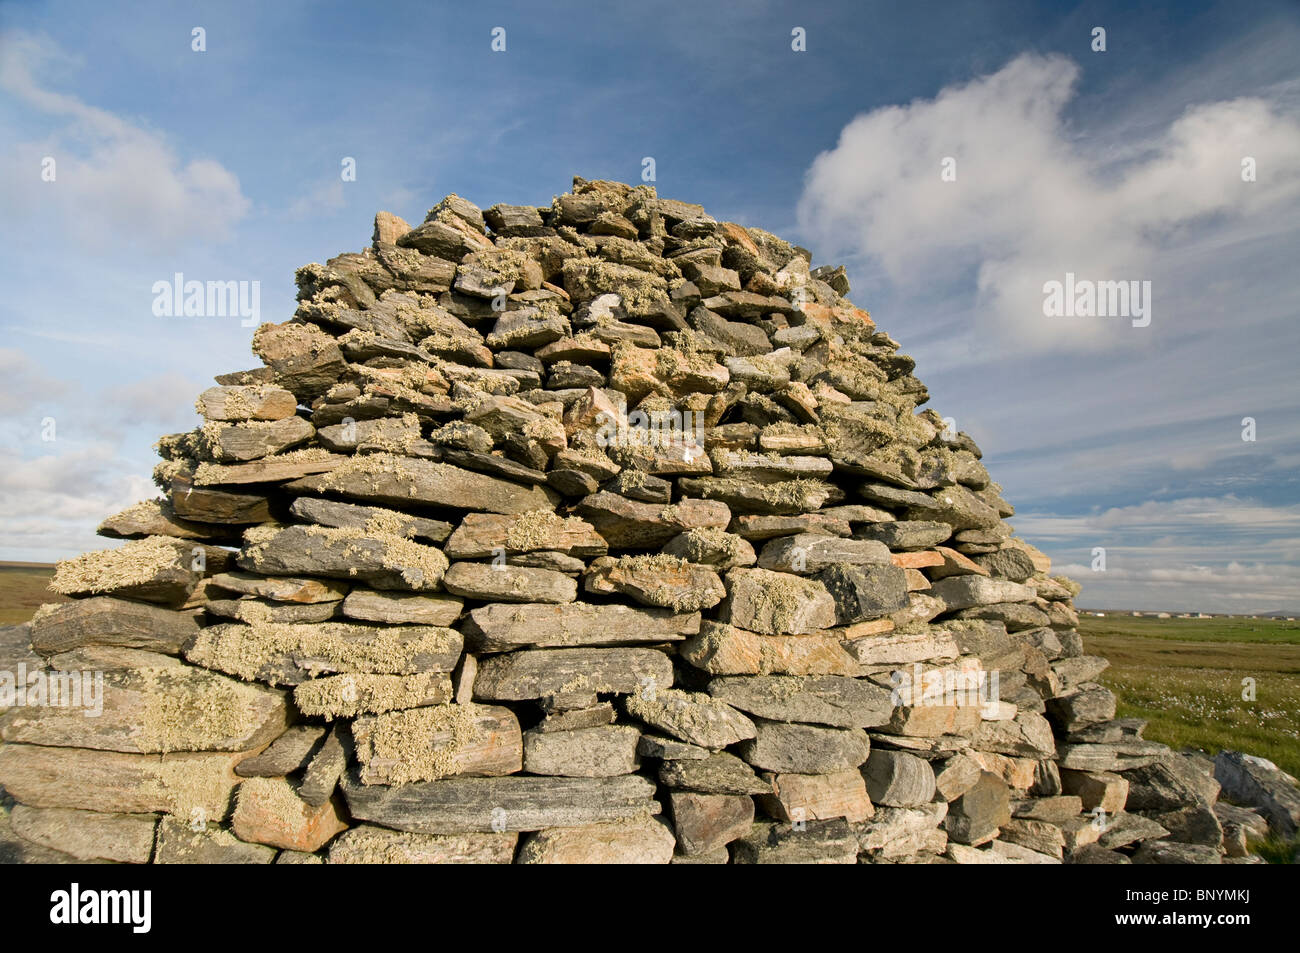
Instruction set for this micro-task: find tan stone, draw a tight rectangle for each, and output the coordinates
[231,777,347,852]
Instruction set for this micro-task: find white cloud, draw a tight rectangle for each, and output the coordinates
[0,347,71,414]
[286,176,347,220]
[0,30,251,251]
[0,442,156,563]
[797,53,1300,356]
[1059,560,1300,614]
[1014,495,1300,613]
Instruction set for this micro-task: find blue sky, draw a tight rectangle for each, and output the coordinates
[2,0,1298,612]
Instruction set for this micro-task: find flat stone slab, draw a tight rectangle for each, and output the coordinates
[843,628,959,668]
[327,825,517,864]
[731,819,859,864]
[720,568,837,635]
[522,725,641,777]
[737,721,871,775]
[50,536,204,605]
[154,816,276,864]
[577,492,731,549]
[292,672,453,719]
[189,454,347,487]
[660,528,756,569]
[623,689,756,749]
[759,769,873,824]
[444,511,607,558]
[657,751,773,795]
[236,725,326,777]
[208,571,348,604]
[707,675,893,728]
[196,383,298,422]
[730,513,851,540]
[185,622,463,686]
[238,525,448,591]
[352,704,522,785]
[199,416,315,463]
[853,521,952,549]
[341,589,464,626]
[29,597,201,657]
[1213,751,1300,836]
[0,664,290,755]
[756,534,891,574]
[231,776,348,852]
[463,602,698,652]
[929,575,1036,610]
[97,498,241,544]
[817,563,909,624]
[289,496,453,543]
[443,562,577,603]
[0,743,246,817]
[669,792,754,855]
[9,805,158,864]
[679,621,858,676]
[288,454,560,515]
[342,773,660,834]
[516,815,675,864]
[583,556,726,611]
[472,647,674,701]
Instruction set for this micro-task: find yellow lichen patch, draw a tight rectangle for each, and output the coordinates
[137,667,257,755]
[51,536,186,596]
[109,497,170,526]
[152,459,191,490]
[356,704,482,784]
[298,524,447,589]
[194,382,289,421]
[616,553,689,573]
[145,757,241,821]
[746,573,820,635]
[362,508,418,539]
[236,775,309,824]
[357,414,424,453]
[293,672,450,719]
[503,509,582,552]
[185,621,459,686]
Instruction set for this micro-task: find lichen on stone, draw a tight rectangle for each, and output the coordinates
[50,536,187,595]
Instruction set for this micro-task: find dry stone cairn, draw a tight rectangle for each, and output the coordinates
[0,176,1253,863]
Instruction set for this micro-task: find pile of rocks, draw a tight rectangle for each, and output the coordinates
[0,176,1285,864]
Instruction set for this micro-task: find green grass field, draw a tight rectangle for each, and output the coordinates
[1079,614,1300,780]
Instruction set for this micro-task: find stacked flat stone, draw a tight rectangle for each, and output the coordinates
[0,176,1260,864]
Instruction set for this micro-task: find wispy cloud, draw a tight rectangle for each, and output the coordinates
[0,29,251,251]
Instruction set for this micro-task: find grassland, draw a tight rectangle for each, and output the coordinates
[1079,614,1300,779]
[0,564,65,626]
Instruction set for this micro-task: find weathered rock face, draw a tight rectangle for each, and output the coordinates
[2,175,1243,864]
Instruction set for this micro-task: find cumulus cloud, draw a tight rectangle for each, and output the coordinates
[0,30,251,250]
[0,442,156,562]
[797,53,1300,355]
